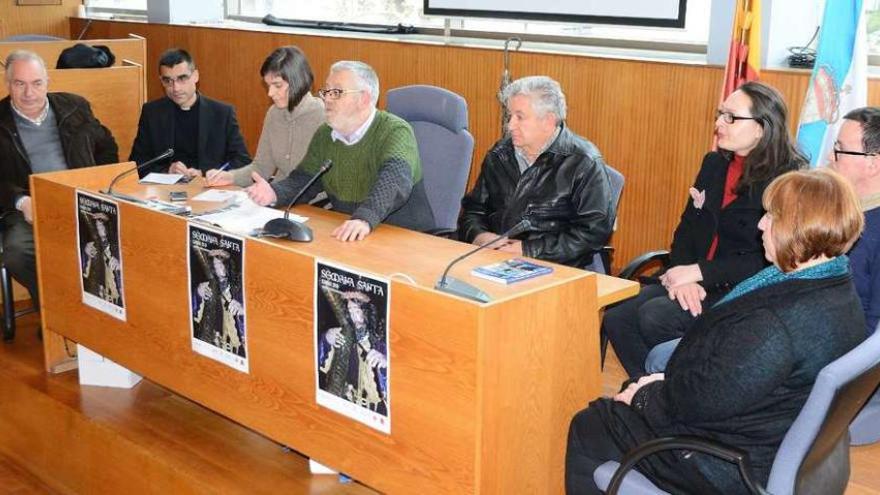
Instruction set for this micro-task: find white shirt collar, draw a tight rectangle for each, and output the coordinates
[11,99,50,126]
[331,107,377,146]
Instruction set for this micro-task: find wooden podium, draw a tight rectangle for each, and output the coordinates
[31,163,637,494]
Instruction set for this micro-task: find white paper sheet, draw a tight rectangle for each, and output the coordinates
[194,192,308,236]
[192,189,240,202]
[140,172,185,185]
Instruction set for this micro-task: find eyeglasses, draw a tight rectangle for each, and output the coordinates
[715,110,761,125]
[160,73,192,86]
[833,146,878,161]
[318,88,364,100]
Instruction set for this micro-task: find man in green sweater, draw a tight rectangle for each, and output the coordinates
[247,60,435,241]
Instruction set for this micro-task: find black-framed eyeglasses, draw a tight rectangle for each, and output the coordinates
[715,110,761,125]
[833,146,878,161]
[160,73,192,86]
[317,88,365,100]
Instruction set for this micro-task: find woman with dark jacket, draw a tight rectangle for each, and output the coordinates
[566,169,866,494]
[604,81,807,377]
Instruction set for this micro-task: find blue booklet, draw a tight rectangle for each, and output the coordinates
[471,258,553,284]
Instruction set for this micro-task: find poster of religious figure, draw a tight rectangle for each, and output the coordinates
[76,190,125,321]
[314,260,390,433]
[187,223,248,373]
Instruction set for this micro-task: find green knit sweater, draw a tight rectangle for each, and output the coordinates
[271,110,435,232]
[298,110,421,202]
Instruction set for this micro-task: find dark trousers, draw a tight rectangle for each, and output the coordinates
[566,401,721,495]
[1,212,39,308]
[566,406,626,494]
[603,284,696,377]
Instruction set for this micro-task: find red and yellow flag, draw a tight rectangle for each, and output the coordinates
[722,0,761,100]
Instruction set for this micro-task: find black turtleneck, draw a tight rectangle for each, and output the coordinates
[172,96,200,168]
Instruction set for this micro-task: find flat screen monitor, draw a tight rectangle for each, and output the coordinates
[423,0,687,28]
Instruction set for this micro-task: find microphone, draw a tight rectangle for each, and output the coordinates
[261,159,333,242]
[435,218,532,303]
[103,148,174,197]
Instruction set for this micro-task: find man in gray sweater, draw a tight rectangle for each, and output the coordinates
[0,50,118,321]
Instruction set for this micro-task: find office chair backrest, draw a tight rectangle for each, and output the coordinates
[386,85,474,232]
[585,163,624,274]
[768,324,880,494]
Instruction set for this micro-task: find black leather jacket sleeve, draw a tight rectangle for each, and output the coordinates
[458,151,497,241]
[520,153,614,265]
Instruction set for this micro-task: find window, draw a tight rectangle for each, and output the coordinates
[87,0,146,10]
[808,0,880,64]
[228,0,435,26]
[86,0,147,15]
[869,1,880,56]
[227,0,711,52]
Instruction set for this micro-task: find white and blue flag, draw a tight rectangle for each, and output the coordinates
[797,0,867,167]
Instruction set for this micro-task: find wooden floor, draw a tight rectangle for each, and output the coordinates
[0,453,55,494]
[0,311,375,495]
[0,311,879,493]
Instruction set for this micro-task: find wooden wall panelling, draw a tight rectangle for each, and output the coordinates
[0,1,79,40]
[71,19,875,271]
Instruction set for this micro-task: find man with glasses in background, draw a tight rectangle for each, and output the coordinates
[0,50,118,317]
[829,107,880,337]
[247,60,434,241]
[130,48,250,178]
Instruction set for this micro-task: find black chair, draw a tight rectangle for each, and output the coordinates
[593,322,880,494]
[0,213,37,341]
[616,250,670,282]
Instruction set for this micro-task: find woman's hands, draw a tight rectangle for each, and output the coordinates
[614,373,665,405]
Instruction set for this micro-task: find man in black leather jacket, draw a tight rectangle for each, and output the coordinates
[1,50,118,310]
[459,76,614,269]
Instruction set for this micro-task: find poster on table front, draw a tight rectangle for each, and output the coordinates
[187,223,249,373]
[76,190,126,321]
[314,260,391,433]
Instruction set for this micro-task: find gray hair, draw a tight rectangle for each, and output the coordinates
[4,50,48,84]
[330,60,379,107]
[501,76,567,123]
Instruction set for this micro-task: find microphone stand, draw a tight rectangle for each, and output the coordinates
[261,159,333,242]
[102,148,175,203]
[435,219,530,303]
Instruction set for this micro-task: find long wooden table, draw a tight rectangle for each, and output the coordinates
[31,163,637,494]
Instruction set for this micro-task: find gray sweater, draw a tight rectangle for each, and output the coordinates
[230,93,324,187]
